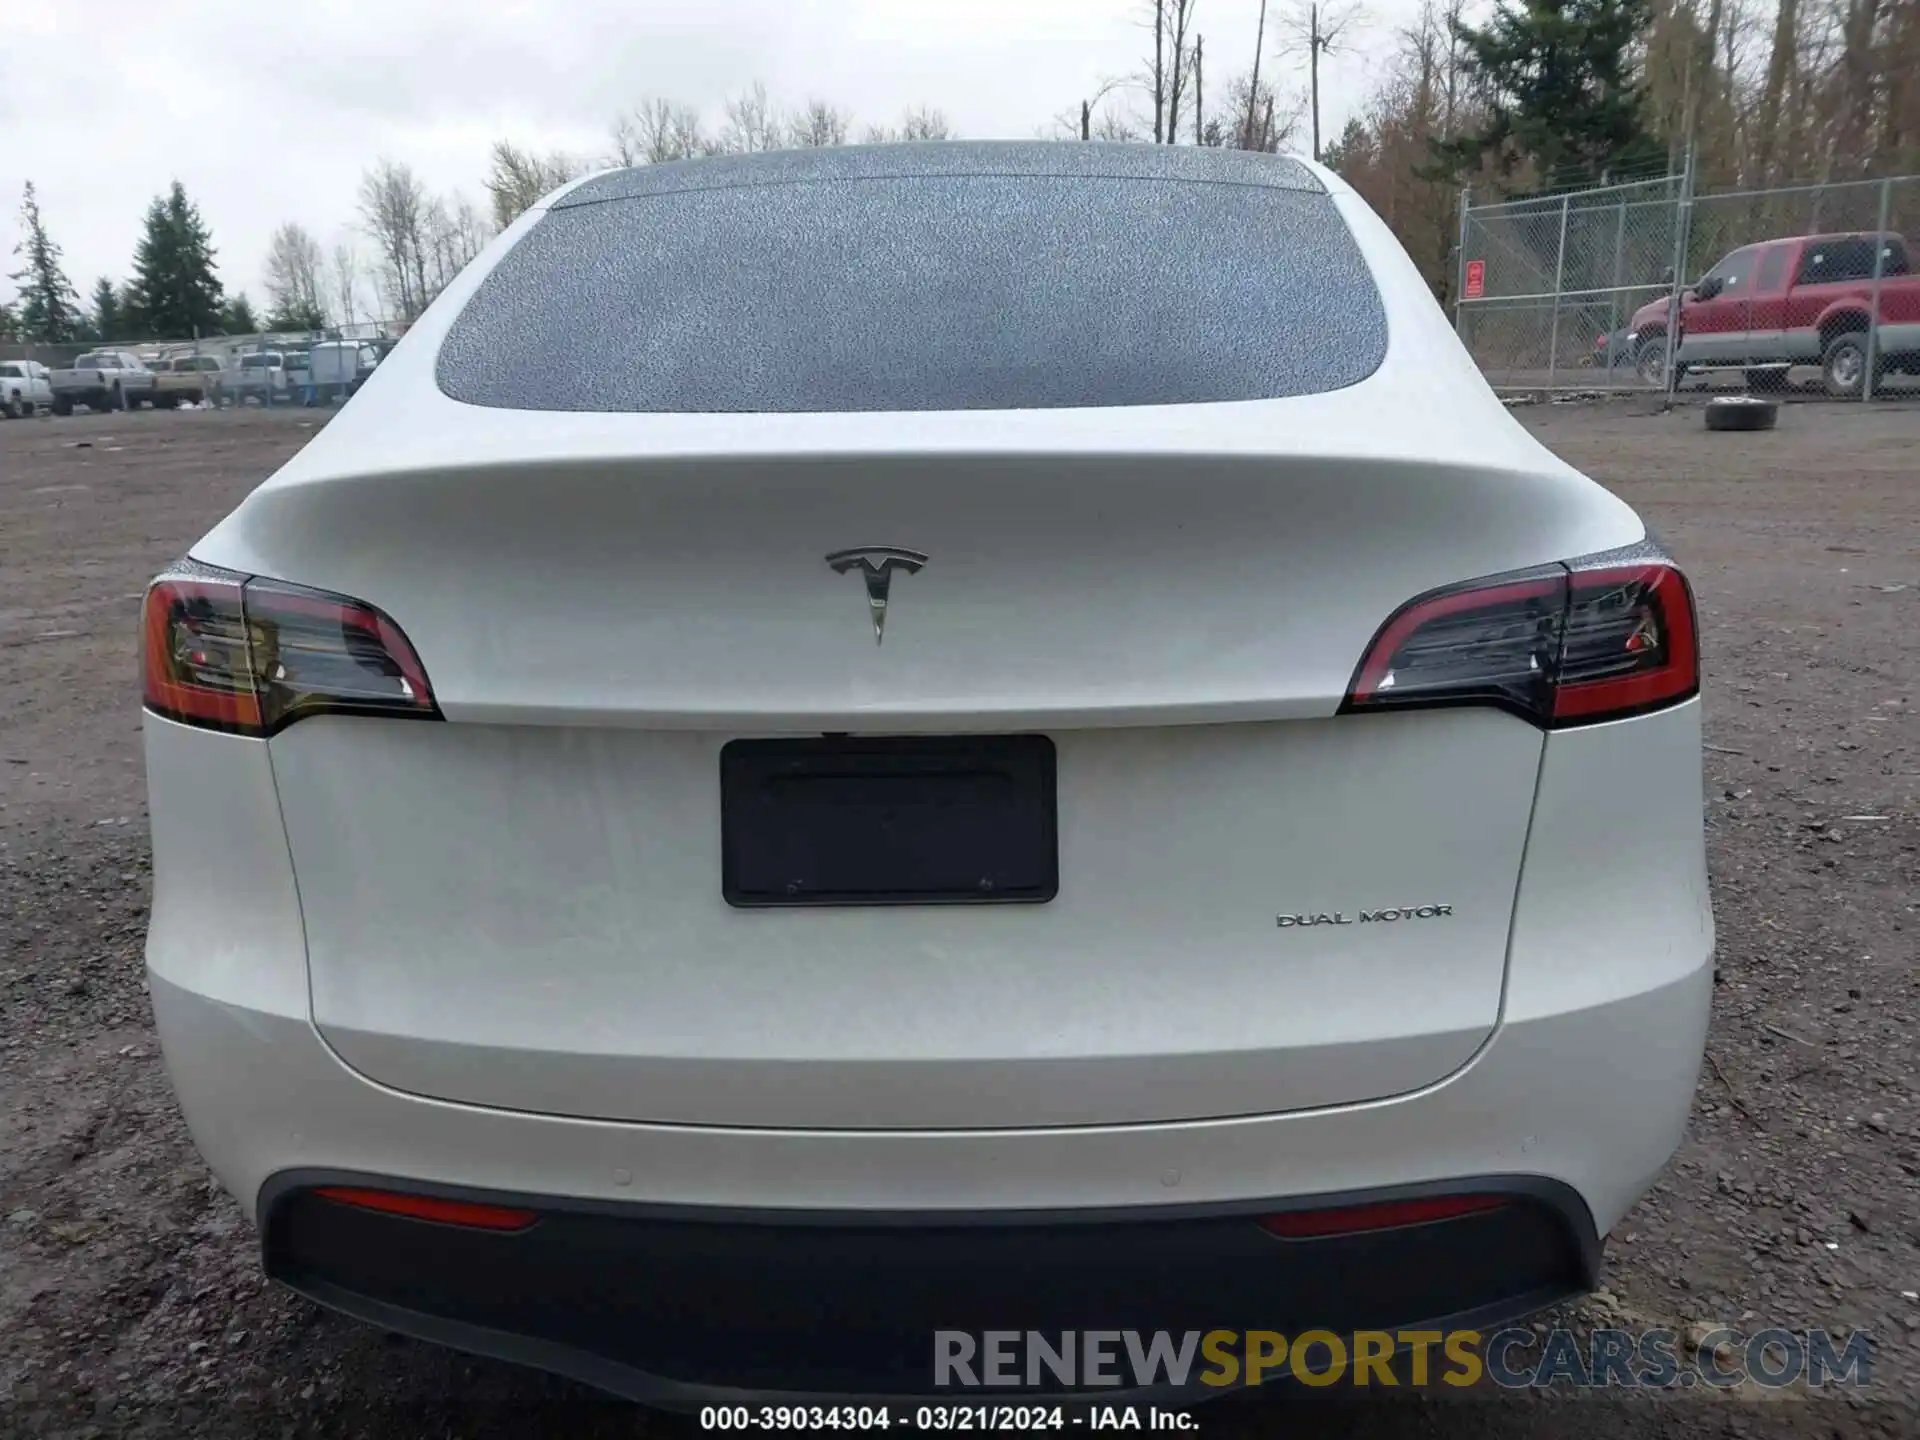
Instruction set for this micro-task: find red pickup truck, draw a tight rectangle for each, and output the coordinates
[1625,231,1920,395]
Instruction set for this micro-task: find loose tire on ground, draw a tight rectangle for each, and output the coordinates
[1705,396,1779,432]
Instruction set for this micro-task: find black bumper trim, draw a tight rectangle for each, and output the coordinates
[260,1170,1601,1407]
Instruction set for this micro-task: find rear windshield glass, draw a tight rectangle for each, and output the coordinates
[438,156,1387,413]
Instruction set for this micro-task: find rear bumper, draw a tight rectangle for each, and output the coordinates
[151,949,1708,1245]
[262,1173,1597,1404]
[145,693,1714,1398]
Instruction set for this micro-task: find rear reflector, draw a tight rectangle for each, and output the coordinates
[312,1186,539,1232]
[1258,1194,1508,1239]
[1342,546,1698,729]
[141,562,438,737]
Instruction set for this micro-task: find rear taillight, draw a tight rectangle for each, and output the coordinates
[1343,545,1698,729]
[1258,1193,1508,1239]
[313,1186,538,1232]
[141,561,438,737]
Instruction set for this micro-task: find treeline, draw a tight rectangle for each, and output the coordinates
[1327,0,1920,298]
[0,160,488,345]
[481,89,963,231]
[3,180,257,346]
[8,0,1920,342]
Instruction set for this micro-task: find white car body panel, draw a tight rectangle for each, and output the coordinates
[146,697,1710,1228]
[274,708,1537,1129]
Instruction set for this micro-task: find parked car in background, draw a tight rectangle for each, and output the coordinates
[306,340,378,402]
[1,359,54,417]
[1625,231,1920,395]
[153,354,231,408]
[283,349,312,400]
[228,351,289,405]
[49,351,156,413]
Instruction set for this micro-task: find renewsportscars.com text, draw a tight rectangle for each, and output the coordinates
[933,1328,1873,1391]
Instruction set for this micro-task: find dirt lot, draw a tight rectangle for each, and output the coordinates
[1,402,1916,1438]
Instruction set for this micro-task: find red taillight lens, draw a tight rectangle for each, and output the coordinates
[312,1186,538,1232]
[1342,548,1698,729]
[141,563,439,737]
[1551,563,1698,722]
[141,571,265,733]
[1258,1194,1507,1239]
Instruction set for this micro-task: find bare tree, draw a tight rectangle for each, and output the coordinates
[1309,0,1477,296]
[1142,1,1202,142]
[421,193,491,300]
[1155,0,1167,139]
[358,159,430,321]
[1219,70,1299,151]
[1281,0,1366,161]
[1243,0,1271,148]
[328,241,362,329]
[863,106,957,143]
[720,82,784,153]
[788,99,851,148]
[615,99,715,164]
[485,141,580,229]
[608,114,644,168]
[1165,0,1200,142]
[900,105,955,140]
[263,222,327,328]
[1061,77,1132,141]
[1195,34,1206,142]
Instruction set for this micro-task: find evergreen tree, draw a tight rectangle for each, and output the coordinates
[220,292,259,336]
[127,181,225,339]
[8,182,84,342]
[265,297,327,332]
[1433,0,1664,190]
[0,298,17,340]
[90,277,124,340]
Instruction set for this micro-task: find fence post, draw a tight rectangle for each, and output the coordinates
[1607,194,1627,391]
[1546,192,1571,388]
[1864,176,1892,404]
[1663,142,1696,409]
[1454,186,1472,339]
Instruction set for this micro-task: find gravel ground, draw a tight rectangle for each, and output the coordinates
[1,402,1916,1438]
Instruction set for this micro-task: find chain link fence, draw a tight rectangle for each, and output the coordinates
[1455,169,1920,402]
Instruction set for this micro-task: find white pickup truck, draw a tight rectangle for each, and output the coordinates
[1,359,55,418]
[226,350,290,406]
[49,350,157,414]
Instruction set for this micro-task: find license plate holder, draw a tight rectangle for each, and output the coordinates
[720,736,1057,907]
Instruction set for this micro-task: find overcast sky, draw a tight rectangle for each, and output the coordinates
[2,1,1399,317]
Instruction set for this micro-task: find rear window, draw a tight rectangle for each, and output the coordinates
[438,146,1387,413]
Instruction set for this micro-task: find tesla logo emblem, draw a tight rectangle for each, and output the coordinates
[825,546,927,644]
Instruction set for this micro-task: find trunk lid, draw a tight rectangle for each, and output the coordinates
[208,431,1641,1130]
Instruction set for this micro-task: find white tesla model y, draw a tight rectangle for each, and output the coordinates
[141,144,1712,1403]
